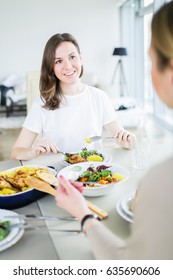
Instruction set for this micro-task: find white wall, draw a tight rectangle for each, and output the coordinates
[0,0,120,85]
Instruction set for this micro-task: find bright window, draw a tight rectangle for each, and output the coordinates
[120,0,173,132]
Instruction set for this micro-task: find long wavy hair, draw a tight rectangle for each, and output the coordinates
[151,1,173,71]
[40,33,83,110]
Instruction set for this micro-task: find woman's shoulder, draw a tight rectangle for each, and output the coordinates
[149,157,173,176]
[33,96,45,105]
[85,85,108,98]
[28,96,46,114]
[139,157,173,192]
[29,96,46,110]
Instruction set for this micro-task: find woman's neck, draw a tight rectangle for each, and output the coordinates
[61,81,85,96]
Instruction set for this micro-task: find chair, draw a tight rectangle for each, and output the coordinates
[0,76,27,117]
[5,89,26,117]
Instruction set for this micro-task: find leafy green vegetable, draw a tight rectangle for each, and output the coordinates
[77,164,113,183]
[65,148,104,162]
[0,221,11,241]
[80,148,104,159]
[101,169,111,177]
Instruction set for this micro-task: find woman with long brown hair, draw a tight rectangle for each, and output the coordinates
[11,33,135,160]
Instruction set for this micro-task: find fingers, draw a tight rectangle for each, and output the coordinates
[69,180,84,193]
[58,176,73,193]
[33,138,58,154]
[58,176,83,193]
[114,130,136,149]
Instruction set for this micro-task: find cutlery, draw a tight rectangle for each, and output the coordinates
[58,151,66,155]
[25,176,108,219]
[4,214,77,221]
[58,151,74,156]
[86,136,114,143]
[0,223,81,233]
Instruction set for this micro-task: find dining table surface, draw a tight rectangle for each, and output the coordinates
[0,119,172,260]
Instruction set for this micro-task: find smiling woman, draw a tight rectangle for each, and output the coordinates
[11,33,135,161]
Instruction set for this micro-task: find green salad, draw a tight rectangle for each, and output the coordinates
[76,164,116,186]
[0,221,11,241]
[65,148,104,164]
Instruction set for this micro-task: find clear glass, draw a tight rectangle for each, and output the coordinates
[131,136,151,169]
[144,0,154,7]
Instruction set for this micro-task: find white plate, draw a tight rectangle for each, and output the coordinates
[59,152,112,167]
[116,194,134,223]
[0,209,24,251]
[57,162,129,197]
[121,193,135,218]
[0,229,24,252]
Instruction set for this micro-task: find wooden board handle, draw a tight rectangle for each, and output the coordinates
[86,200,108,219]
[25,176,108,219]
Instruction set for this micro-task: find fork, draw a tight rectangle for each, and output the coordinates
[58,151,74,156]
[0,223,81,233]
[4,214,77,221]
[86,136,114,143]
[57,151,66,155]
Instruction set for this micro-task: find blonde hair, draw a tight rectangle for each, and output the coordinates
[151,1,173,70]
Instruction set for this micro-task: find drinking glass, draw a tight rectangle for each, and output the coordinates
[131,136,151,169]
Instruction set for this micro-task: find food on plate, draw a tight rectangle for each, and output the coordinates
[86,155,103,162]
[0,166,50,196]
[65,148,104,164]
[85,137,92,144]
[113,173,124,181]
[0,221,11,241]
[76,164,124,187]
[66,154,85,164]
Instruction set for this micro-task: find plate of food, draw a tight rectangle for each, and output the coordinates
[57,162,129,197]
[0,165,56,209]
[116,193,135,223]
[59,148,112,166]
[0,209,24,252]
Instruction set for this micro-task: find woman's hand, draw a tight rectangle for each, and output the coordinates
[31,137,59,156]
[55,176,91,221]
[114,130,136,149]
[104,121,136,150]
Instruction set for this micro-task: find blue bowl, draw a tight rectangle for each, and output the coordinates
[0,189,47,210]
[0,165,56,210]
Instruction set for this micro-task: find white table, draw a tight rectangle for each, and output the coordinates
[0,119,172,259]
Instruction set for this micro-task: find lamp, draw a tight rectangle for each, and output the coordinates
[111,47,128,96]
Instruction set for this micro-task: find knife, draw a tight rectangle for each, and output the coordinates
[0,223,81,233]
[4,214,77,221]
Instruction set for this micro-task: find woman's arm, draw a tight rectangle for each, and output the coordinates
[11,128,39,160]
[11,127,58,160]
[104,120,136,149]
[55,176,126,259]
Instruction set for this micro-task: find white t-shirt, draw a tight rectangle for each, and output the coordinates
[23,85,116,152]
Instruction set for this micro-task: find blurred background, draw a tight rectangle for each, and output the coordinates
[0,0,172,160]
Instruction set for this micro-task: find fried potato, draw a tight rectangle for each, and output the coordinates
[0,167,50,196]
[0,175,13,190]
